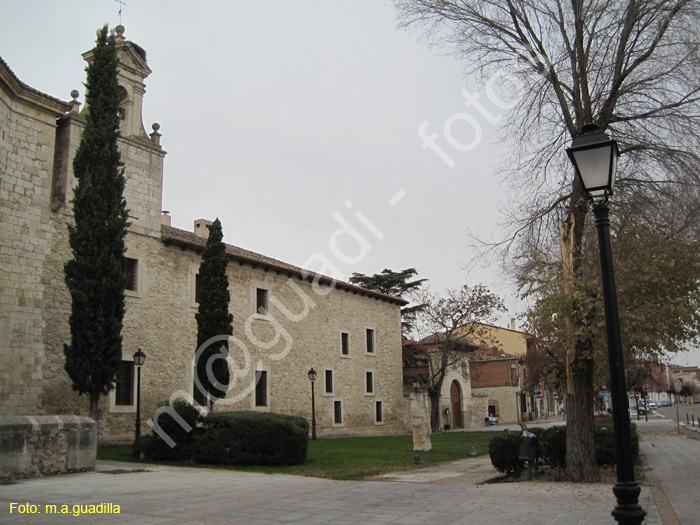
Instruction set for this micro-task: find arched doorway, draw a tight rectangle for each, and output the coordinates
[450,380,463,429]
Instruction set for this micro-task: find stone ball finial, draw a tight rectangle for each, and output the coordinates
[152,123,161,132]
[115,25,125,37]
[70,90,79,101]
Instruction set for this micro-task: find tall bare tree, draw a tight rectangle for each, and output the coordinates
[410,284,506,431]
[396,0,700,481]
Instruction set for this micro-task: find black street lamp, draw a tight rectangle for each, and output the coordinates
[133,348,146,439]
[567,123,645,525]
[307,367,317,440]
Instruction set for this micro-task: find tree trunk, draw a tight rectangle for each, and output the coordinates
[429,390,441,432]
[561,197,599,482]
[565,354,599,481]
[89,393,100,435]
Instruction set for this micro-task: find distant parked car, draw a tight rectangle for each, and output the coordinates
[648,401,658,410]
[487,416,499,425]
[658,400,671,407]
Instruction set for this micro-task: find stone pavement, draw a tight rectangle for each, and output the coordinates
[0,415,692,524]
[637,416,700,525]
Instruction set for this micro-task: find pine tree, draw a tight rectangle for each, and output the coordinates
[194,218,233,410]
[64,25,129,424]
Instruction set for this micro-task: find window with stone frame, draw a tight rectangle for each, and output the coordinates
[255,370,268,407]
[334,400,343,425]
[366,328,375,354]
[325,369,334,394]
[366,371,374,394]
[256,287,269,315]
[115,360,135,406]
[125,257,138,292]
[194,273,201,303]
[375,401,383,423]
[341,332,350,356]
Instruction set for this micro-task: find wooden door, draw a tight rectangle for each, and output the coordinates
[450,380,463,429]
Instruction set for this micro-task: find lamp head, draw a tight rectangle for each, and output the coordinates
[133,348,146,367]
[566,123,619,200]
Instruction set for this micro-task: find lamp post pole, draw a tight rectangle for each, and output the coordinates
[592,202,645,524]
[133,349,146,440]
[566,124,645,524]
[308,368,317,440]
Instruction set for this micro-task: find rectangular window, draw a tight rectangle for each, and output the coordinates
[125,258,138,292]
[375,401,383,423]
[366,371,374,394]
[366,328,375,354]
[341,332,349,356]
[115,361,134,406]
[256,288,269,315]
[255,370,268,407]
[195,274,201,303]
[334,400,342,425]
[325,369,333,394]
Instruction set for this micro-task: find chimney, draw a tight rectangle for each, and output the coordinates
[161,210,171,226]
[510,318,516,331]
[194,218,213,238]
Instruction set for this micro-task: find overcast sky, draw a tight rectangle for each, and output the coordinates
[2,0,698,367]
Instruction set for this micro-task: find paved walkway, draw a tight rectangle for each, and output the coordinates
[0,415,694,524]
[637,416,700,525]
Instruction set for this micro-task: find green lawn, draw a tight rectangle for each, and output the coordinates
[98,431,498,480]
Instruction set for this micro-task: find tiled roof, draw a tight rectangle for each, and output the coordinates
[161,224,408,306]
[0,56,71,110]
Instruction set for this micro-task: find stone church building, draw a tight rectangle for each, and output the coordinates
[0,26,408,441]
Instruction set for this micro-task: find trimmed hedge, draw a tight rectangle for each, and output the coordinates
[540,425,567,468]
[192,411,309,466]
[134,400,203,460]
[594,421,639,466]
[491,421,640,475]
[488,432,525,477]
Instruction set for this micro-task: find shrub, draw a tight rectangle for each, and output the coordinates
[540,426,566,469]
[137,400,203,461]
[192,411,309,466]
[488,432,525,478]
[594,421,639,466]
[531,422,639,469]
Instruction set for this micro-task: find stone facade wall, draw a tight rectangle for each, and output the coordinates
[0,66,70,416]
[477,386,521,423]
[1,35,406,442]
[0,415,96,481]
[469,393,489,427]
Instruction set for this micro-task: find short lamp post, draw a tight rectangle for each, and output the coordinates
[308,367,317,440]
[412,378,420,393]
[566,123,645,525]
[133,348,146,439]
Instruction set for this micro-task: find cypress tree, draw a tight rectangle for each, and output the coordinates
[195,218,233,410]
[63,25,129,424]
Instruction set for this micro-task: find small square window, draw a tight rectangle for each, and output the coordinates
[115,361,134,406]
[341,332,349,356]
[125,258,138,292]
[366,329,375,354]
[334,400,342,425]
[255,370,268,407]
[325,370,333,394]
[375,401,383,423]
[366,371,374,394]
[256,288,269,315]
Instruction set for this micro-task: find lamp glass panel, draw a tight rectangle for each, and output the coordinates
[573,146,612,192]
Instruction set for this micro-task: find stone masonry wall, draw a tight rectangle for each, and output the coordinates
[0,415,96,482]
[0,73,69,416]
